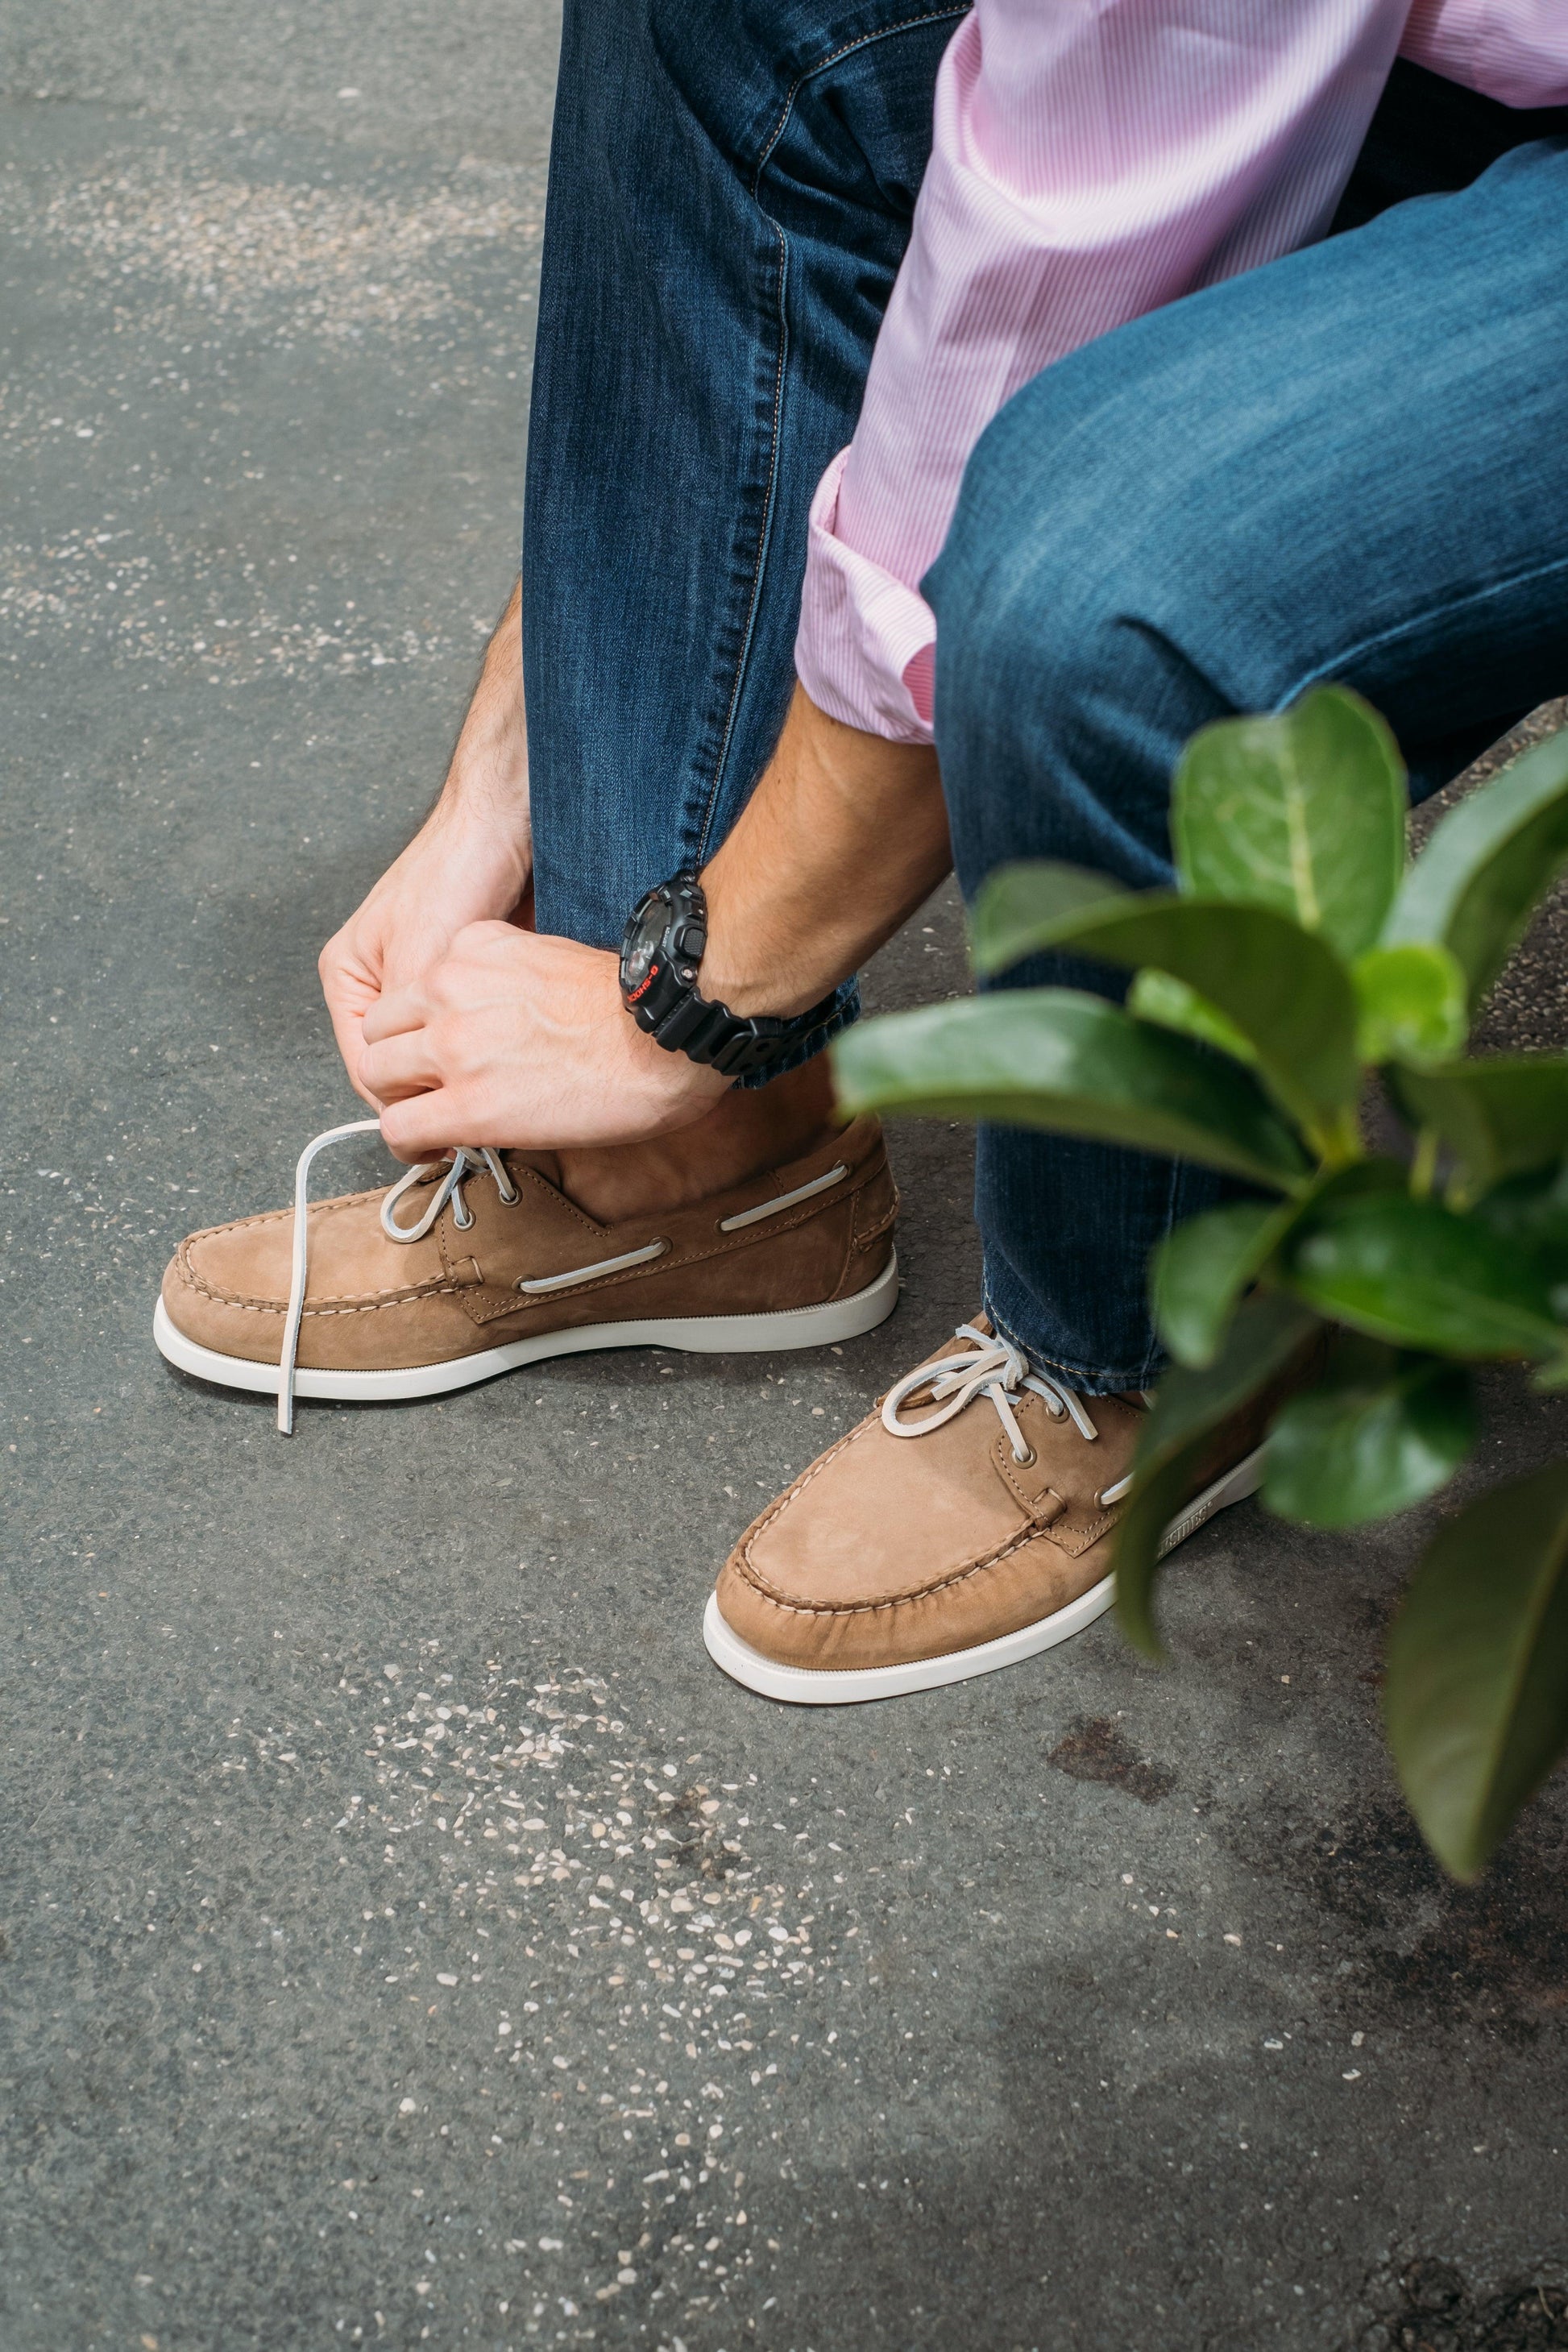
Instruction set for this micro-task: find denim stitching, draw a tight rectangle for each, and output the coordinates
[749,7,971,196]
[690,5,969,867]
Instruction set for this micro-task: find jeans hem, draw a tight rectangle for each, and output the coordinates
[983,1288,1165,1400]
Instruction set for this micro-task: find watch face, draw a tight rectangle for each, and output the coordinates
[622,893,669,996]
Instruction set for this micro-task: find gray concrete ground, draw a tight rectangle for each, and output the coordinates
[5,10,1568,2349]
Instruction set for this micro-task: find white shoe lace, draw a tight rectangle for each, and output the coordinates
[880,1321,1138,1508]
[276,1121,520,1435]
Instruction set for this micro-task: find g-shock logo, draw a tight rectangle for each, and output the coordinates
[626,965,659,1003]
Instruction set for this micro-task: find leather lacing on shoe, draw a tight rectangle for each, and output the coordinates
[380,1144,518,1241]
[879,1322,1139,1511]
[276,1120,520,1434]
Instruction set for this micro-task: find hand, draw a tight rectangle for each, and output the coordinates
[318,799,532,1106]
[359,921,728,1156]
[318,578,532,1103]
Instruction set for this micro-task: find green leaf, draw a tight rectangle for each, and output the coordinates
[967,861,1131,971]
[1390,1056,1568,1197]
[1280,1191,1564,1359]
[1352,943,1468,1068]
[970,878,1359,1141]
[1114,1294,1321,1658]
[1383,725,1568,1009]
[1151,1202,1286,1370]
[1172,685,1407,960]
[1150,1160,1407,1369]
[1471,1158,1568,1279]
[830,990,1312,1189]
[1262,1351,1475,1529]
[1384,1459,1568,1878]
[1126,969,1258,1067]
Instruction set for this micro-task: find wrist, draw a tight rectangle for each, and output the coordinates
[428,769,532,863]
[698,882,831,1019]
[698,687,947,1016]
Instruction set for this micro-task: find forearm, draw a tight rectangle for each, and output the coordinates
[700,684,950,1018]
[440,578,530,836]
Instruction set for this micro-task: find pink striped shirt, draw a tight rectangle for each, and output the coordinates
[794,0,1568,742]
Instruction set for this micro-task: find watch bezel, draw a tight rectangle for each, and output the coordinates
[619,873,704,1036]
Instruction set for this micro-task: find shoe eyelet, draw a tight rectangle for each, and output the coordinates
[1013,1446,1037,1468]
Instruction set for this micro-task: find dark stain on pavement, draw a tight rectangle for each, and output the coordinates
[1237,1796,1568,2033]
[1047,1715,1176,1803]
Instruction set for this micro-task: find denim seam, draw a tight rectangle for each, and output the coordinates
[1276,548,1568,711]
[689,4,969,868]
[748,7,970,196]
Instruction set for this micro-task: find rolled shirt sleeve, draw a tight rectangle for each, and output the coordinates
[794,0,1568,742]
[1401,0,1568,106]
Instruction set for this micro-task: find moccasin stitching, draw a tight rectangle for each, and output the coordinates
[734,1513,1117,1620]
[180,1189,386,1243]
[172,1258,464,1317]
[175,1279,471,1319]
[851,1181,899,1252]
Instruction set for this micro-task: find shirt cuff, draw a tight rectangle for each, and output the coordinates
[794,448,937,745]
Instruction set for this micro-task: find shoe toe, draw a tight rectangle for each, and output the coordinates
[161,1208,293,1362]
[181,1206,294,1305]
[715,1409,1064,1674]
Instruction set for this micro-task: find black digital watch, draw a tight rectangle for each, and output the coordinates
[619,871,838,1079]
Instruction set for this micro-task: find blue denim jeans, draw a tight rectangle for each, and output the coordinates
[523,0,965,1066]
[928,135,1568,1387]
[523,15,1568,1387]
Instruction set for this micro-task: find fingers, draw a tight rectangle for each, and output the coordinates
[360,979,428,1049]
[322,988,384,1110]
[318,927,388,1104]
[359,1027,445,1105]
[380,1087,471,1161]
[334,1014,384,1110]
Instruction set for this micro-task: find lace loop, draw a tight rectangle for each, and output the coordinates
[880,1321,1100,1467]
[380,1147,518,1243]
[278,1127,518,1434]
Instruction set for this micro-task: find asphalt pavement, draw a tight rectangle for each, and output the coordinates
[5,8,1568,2347]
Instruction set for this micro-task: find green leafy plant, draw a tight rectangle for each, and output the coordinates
[833,689,1568,1880]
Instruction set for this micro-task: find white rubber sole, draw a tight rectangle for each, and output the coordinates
[152,1248,899,1405]
[702,1437,1268,1706]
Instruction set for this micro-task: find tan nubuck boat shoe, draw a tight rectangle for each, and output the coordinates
[705,1316,1288,1705]
[155,1112,898,1431]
